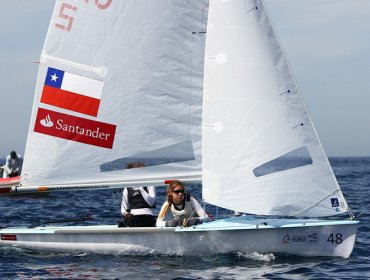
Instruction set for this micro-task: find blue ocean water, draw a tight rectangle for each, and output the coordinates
[0,157,369,279]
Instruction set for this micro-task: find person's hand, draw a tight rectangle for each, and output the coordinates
[183,217,201,227]
[124,212,131,220]
[165,219,180,227]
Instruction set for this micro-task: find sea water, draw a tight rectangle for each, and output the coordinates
[0,157,369,279]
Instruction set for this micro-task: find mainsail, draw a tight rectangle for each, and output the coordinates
[21,0,208,189]
[202,0,349,217]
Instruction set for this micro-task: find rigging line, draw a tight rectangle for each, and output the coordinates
[261,0,353,219]
[185,201,201,226]
[290,189,354,219]
[263,0,333,179]
[185,29,194,177]
[28,215,93,229]
[201,197,208,221]
[353,211,365,219]
[339,191,355,219]
[347,203,356,220]
[185,1,207,177]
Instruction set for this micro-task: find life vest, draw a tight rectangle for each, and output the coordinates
[127,187,156,209]
[170,192,198,219]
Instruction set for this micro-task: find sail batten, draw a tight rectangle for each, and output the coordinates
[40,52,106,75]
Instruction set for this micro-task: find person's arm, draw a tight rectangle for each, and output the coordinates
[139,186,156,206]
[14,156,23,173]
[18,156,23,172]
[120,188,129,217]
[4,156,11,174]
[156,201,169,227]
[190,197,209,222]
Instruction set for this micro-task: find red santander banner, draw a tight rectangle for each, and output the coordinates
[34,108,116,149]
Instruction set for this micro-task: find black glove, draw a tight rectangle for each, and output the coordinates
[165,219,180,227]
[183,217,201,227]
[123,212,131,221]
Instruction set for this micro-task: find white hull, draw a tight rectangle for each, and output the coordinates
[0,217,359,258]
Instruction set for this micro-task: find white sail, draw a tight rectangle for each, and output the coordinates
[21,0,208,188]
[202,0,348,217]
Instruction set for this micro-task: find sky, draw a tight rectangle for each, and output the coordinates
[0,0,369,157]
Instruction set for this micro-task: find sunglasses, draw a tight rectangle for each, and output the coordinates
[173,189,185,194]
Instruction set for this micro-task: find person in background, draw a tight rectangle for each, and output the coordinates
[0,157,5,178]
[156,180,209,227]
[119,162,157,227]
[2,151,23,178]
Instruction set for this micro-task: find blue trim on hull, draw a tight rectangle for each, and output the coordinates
[176,216,360,232]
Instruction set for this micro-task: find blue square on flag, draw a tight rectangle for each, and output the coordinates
[45,67,64,88]
[331,198,339,207]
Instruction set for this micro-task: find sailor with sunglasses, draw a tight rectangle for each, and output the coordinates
[156,180,209,227]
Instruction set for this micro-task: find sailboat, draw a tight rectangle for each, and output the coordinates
[0,0,359,258]
[0,156,20,194]
[0,176,20,194]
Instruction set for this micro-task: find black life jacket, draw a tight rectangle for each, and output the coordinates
[173,191,191,211]
[127,187,156,209]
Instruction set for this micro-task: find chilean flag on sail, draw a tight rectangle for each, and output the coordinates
[40,67,104,117]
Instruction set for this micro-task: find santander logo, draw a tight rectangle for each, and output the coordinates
[34,108,116,149]
[40,114,54,127]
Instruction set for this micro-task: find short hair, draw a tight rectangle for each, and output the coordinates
[10,151,17,159]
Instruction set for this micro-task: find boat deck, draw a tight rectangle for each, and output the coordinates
[0,216,360,234]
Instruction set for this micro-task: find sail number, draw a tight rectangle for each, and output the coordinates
[327,233,343,244]
[56,0,112,32]
[84,0,112,10]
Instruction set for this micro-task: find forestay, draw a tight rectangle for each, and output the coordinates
[21,0,208,189]
[202,0,349,217]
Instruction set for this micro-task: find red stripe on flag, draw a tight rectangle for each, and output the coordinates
[41,85,100,117]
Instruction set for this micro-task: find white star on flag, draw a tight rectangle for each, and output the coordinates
[50,73,58,82]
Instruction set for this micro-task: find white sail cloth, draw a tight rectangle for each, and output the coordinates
[202,0,348,217]
[21,0,207,188]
